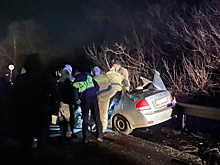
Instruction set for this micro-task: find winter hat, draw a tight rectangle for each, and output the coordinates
[93,66,101,75]
[113,60,121,65]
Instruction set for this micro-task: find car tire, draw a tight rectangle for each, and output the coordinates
[113,115,133,135]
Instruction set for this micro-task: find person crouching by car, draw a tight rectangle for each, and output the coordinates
[57,64,77,138]
[72,69,103,143]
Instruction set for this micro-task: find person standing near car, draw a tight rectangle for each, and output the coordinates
[107,60,130,108]
[110,60,130,92]
[92,66,111,132]
[11,53,57,152]
[72,69,103,143]
[57,64,77,138]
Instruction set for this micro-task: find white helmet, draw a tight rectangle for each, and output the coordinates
[93,66,101,76]
[58,64,75,82]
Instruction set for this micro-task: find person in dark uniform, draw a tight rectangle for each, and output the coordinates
[57,64,77,138]
[73,70,103,143]
[11,53,57,152]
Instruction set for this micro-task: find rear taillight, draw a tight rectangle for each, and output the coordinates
[136,98,151,111]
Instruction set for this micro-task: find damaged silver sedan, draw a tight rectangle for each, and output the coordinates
[108,70,176,135]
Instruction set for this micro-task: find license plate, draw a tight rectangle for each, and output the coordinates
[156,97,168,105]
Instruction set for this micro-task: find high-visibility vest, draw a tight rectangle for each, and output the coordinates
[73,75,94,93]
[94,74,109,101]
[106,71,124,90]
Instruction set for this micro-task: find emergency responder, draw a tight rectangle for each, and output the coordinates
[73,69,103,143]
[92,66,111,132]
[106,67,129,105]
[57,64,77,138]
[110,60,130,92]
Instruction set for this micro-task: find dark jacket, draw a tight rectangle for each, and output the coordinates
[73,73,99,106]
[11,70,56,136]
[58,79,76,107]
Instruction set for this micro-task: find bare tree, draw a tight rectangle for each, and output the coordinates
[85,36,154,89]
[0,20,53,74]
[85,0,220,104]
[84,42,111,71]
[0,47,15,64]
[138,0,220,101]
[163,1,220,99]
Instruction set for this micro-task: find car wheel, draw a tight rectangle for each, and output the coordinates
[113,115,133,135]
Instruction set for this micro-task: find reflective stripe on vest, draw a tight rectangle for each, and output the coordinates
[73,75,94,93]
[94,77,108,84]
[94,76,109,101]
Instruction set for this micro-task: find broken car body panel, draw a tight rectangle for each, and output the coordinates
[108,70,176,134]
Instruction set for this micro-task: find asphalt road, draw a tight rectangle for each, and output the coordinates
[0,129,201,165]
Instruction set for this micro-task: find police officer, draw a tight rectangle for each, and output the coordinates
[73,70,103,143]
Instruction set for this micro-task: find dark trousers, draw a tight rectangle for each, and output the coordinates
[81,96,103,140]
[69,107,75,132]
[19,104,50,149]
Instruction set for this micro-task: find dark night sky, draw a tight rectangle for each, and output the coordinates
[0,0,138,54]
[1,1,90,53]
[0,0,202,55]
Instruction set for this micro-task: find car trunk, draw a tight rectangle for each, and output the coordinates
[145,90,171,111]
[131,70,172,112]
[132,90,171,111]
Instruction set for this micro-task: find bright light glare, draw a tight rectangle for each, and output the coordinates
[8,64,15,71]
